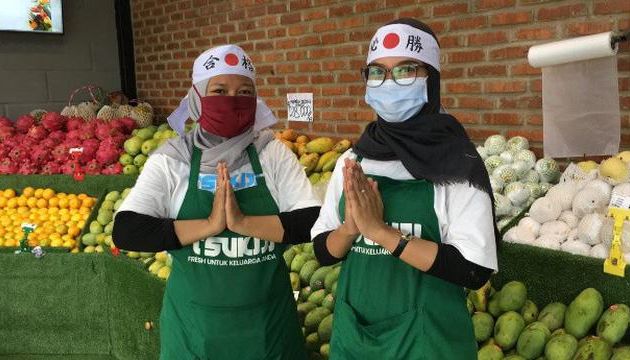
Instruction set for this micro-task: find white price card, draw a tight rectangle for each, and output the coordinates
[287,93,313,122]
[609,194,630,209]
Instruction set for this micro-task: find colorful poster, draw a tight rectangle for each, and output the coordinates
[0,0,63,34]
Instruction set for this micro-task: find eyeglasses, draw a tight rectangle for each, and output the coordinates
[361,63,427,88]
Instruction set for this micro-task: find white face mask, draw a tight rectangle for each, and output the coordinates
[364,77,428,122]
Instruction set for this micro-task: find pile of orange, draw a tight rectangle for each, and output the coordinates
[0,187,96,251]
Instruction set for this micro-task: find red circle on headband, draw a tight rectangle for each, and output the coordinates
[225,53,239,66]
[383,33,400,49]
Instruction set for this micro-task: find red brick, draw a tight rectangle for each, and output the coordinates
[298,35,321,47]
[313,21,336,33]
[324,60,347,71]
[490,11,532,26]
[485,80,527,93]
[468,31,508,45]
[468,65,507,76]
[450,16,487,31]
[267,4,287,14]
[466,128,503,141]
[450,111,480,124]
[355,0,383,13]
[368,12,397,24]
[434,2,469,16]
[459,97,495,109]
[287,75,309,84]
[425,21,447,34]
[340,16,364,29]
[329,5,353,17]
[530,79,542,92]
[399,7,425,18]
[337,123,362,134]
[484,113,522,125]
[528,115,543,126]
[246,6,267,18]
[280,13,301,25]
[267,27,286,38]
[440,35,462,48]
[506,129,543,142]
[448,50,485,63]
[510,63,541,76]
[348,110,376,122]
[441,68,465,79]
[304,9,328,21]
[298,63,321,72]
[312,75,334,84]
[594,0,630,14]
[445,82,482,93]
[333,97,357,108]
[321,33,346,44]
[489,46,528,60]
[566,21,614,36]
[313,123,334,133]
[537,4,586,21]
[515,27,556,40]
[476,0,515,10]
[322,87,346,96]
[286,51,304,61]
[334,45,361,57]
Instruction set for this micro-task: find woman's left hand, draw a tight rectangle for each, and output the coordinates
[223,166,246,234]
[346,161,387,241]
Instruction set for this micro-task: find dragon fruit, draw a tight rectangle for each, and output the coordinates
[85,159,102,175]
[102,162,123,175]
[95,121,122,140]
[66,117,84,131]
[60,162,78,175]
[9,147,25,162]
[0,126,15,141]
[31,147,51,165]
[41,112,67,132]
[17,162,37,175]
[96,144,121,166]
[15,115,35,134]
[41,161,61,175]
[0,159,18,174]
[52,144,70,163]
[0,116,12,127]
[118,117,137,133]
[27,125,48,141]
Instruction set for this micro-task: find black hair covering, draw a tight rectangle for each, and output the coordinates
[354,18,501,250]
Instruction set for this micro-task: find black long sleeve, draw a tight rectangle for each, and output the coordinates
[112,211,182,252]
[313,230,345,266]
[313,229,492,288]
[277,206,320,244]
[426,243,493,289]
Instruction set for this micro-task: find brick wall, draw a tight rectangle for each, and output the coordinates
[131,0,630,154]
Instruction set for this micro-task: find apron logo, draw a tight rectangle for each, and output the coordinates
[192,237,275,258]
[198,173,257,192]
[353,222,421,256]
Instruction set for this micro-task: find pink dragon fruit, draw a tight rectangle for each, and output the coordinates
[41,112,67,132]
[17,162,37,175]
[102,162,123,175]
[0,116,12,128]
[66,117,84,131]
[27,125,48,141]
[0,126,14,141]
[0,159,18,174]
[52,144,70,163]
[41,161,61,175]
[95,120,123,140]
[49,130,66,143]
[9,147,25,162]
[15,115,35,134]
[96,144,121,166]
[118,117,137,133]
[85,159,102,175]
[30,147,51,165]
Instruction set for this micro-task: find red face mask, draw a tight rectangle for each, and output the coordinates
[194,86,257,138]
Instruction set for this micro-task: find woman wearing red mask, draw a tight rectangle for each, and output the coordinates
[113,45,320,360]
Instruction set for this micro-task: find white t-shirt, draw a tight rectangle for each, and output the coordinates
[311,150,498,271]
[119,140,322,219]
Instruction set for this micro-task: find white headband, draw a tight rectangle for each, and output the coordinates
[167,44,277,135]
[366,24,441,72]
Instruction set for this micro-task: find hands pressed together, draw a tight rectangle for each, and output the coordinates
[339,158,388,242]
[207,162,247,236]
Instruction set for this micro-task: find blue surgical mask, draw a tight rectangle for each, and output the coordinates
[365,78,428,123]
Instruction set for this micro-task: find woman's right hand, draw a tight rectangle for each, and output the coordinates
[339,158,360,238]
[207,162,228,236]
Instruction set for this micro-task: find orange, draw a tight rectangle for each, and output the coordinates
[70,214,81,222]
[42,188,55,200]
[77,193,88,200]
[50,238,63,247]
[3,189,16,198]
[48,197,59,208]
[81,197,95,208]
[0,197,7,207]
[16,196,27,207]
[6,198,17,209]
[34,188,44,198]
[62,239,75,248]
[26,197,37,208]
[4,239,16,247]
[78,207,91,215]
[68,198,80,210]
[22,187,35,198]
[76,220,86,229]
[36,198,48,209]
[56,224,69,235]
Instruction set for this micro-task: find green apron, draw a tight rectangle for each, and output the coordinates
[159,145,306,360]
[330,158,476,360]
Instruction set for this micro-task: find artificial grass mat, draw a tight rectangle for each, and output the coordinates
[0,253,164,360]
[1,243,629,358]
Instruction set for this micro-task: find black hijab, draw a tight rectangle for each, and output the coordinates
[354,18,500,247]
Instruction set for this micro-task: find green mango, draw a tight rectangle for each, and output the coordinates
[478,343,505,360]
[612,346,630,360]
[321,293,335,312]
[320,343,330,359]
[305,307,331,333]
[499,281,527,312]
[538,302,567,332]
[516,321,550,359]
[299,259,321,285]
[283,247,297,268]
[299,286,313,303]
[324,267,341,293]
[469,281,492,312]
[495,311,526,351]
[489,291,505,318]
[308,289,327,306]
[297,302,317,324]
[550,328,567,338]
[310,266,332,291]
[572,336,612,360]
[565,288,604,339]
[596,303,630,345]
[467,298,475,315]
[318,313,333,343]
[305,332,321,352]
[473,312,495,343]
[289,272,300,292]
[544,333,578,360]
[521,300,539,325]
[504,355,526,360]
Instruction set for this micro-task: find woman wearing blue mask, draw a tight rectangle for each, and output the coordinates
[311,19,499,359]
